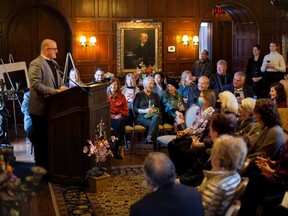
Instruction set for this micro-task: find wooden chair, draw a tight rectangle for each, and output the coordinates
[234,177,249,201]
[239,158,251,176]
[225,200,241,216]
[278,108,288,140]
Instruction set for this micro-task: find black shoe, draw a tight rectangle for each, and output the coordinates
[145,139,154,144]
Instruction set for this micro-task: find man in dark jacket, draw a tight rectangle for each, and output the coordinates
[222,71,254,103]
[192,49,213,84]
[130,152,204,216]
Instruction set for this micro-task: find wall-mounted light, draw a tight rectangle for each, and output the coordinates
[80,36,97,49]
[182,35,199,47]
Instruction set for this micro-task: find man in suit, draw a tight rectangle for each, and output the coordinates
[134,32,155,66]
[210,60,234,97]
[222,71,254,103]
[187,75,210,107]
[192,49,213,84]
[130,152,204,216]
[28,39,67,171]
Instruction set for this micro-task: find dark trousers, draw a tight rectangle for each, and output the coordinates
[137,114,162,141]
[111,116,128,152]
[240,172,286,216]
[30,114,48,171]
[168,137,206,175]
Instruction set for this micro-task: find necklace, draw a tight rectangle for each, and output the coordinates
[144,91,153,108]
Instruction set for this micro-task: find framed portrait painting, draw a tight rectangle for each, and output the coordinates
[117,22,162,77]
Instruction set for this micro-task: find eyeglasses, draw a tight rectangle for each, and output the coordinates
[47,48,58,51]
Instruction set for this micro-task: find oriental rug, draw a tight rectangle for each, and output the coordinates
[49,166,150,216]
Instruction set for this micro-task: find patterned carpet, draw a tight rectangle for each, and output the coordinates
[49,166,150,216]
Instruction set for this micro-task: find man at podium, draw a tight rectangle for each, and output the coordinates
[28,39,68,172]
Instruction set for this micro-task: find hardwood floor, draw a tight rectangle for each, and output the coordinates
[9,128,150,216]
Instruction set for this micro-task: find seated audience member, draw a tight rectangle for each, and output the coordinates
[270,82,287,108]
[91,68,108,83]
[121,73,140,123]
[187,76,210,107]
[130,152,204,216]
[210,60,234,97]
[191,49,213,84]
[67,68,82,88]
[177,70,196,107]
[21,90,34,146]
[133,76,162,147]
[176,113,237,187]
[218,91,238,122]
[222,71,254,104]
[198,135,247,215]
[237,97,256,136]
[153,72,166,97]
[280,72,288,89]
[246,99,285,160]
[161,79,186,127]
[245,44,264,98]
[168,89,216,175]
[240,139,288,216]
[107,78,128,159]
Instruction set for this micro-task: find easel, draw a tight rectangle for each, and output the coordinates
[63,52,76,84]
[0,55,22,135]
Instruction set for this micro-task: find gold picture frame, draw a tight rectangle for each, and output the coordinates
[117,22,162,77]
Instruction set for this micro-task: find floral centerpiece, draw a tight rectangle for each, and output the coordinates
[135,62,159,80]
[0,155,47,216]
[83,119,115,177]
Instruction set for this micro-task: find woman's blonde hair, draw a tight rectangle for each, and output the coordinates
[241,97,256,115]
[212,135,247,170]
[125,73,137,87]
[219,91,238,114]
[180,70,192,85]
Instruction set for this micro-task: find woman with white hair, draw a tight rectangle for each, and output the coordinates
[218,91,238,123]
[133,76,162,147]
[237,97,256,136]
[198,135,248,215]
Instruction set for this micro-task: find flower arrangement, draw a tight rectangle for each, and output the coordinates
[83,119,115,177]
[0,155,47,216]
[135,62,159,80]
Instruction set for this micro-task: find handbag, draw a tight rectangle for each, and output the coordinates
[144,107,160,119]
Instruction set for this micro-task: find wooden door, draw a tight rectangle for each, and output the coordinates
[6,5,71,67]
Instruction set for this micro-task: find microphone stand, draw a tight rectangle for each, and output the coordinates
[52,61,91,97]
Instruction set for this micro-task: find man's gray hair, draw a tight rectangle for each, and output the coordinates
[144,152,175,189]
[234,71,246,81]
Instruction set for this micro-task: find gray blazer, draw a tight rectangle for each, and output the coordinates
[28,55,63,116]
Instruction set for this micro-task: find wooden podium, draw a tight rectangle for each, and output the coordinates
[46,83,111,184]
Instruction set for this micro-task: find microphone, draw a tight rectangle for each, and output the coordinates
[51,60,62,69]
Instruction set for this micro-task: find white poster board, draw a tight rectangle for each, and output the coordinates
[0,61,30,90]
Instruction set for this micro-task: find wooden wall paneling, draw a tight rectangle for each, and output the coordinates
[166,0,178,17]
[98,0,109,17]
[165,63,178,76]
[98,34,110,61]
[147,0,163,18]
[179,0,196,17]
[59,0,72,17]
[179,62,193,72]
[133,0,147,18]
[112,0,131,18]
[75,0,95,17]
[165,34,177,60]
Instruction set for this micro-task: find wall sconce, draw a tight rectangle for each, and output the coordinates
[182,35,199,47]
[80,36,97,49]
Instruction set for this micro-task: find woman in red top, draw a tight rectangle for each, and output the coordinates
[107,78,128,159]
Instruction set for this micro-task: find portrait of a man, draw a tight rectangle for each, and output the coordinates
[124,30,156,69]
[117,22,162,76]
